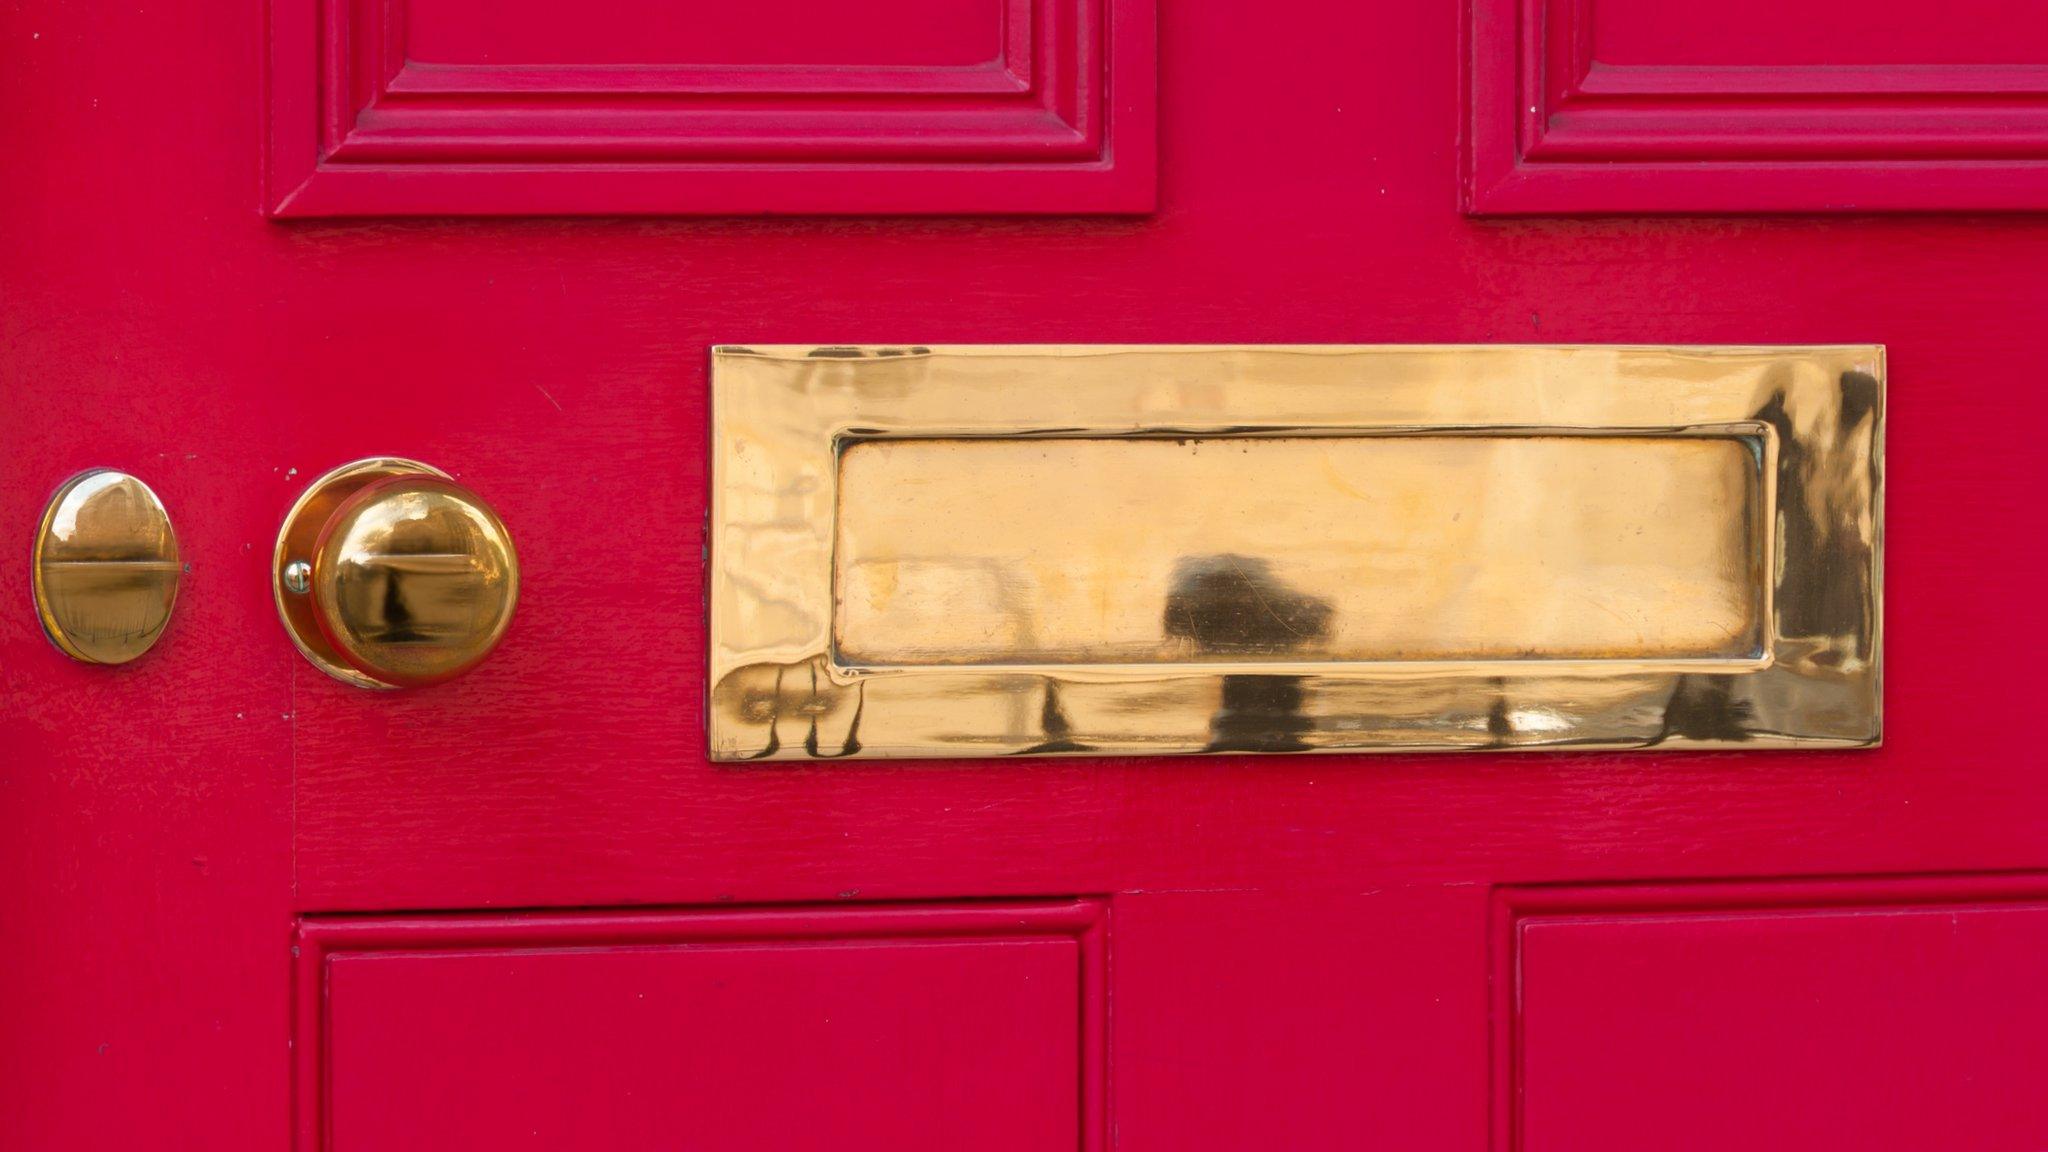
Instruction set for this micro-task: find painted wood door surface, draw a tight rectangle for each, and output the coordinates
[6,1,2048,1148]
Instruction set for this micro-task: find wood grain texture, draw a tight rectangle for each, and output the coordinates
[266,0,1156,215]
[1468,0,2048,212]
[1,1,295,1144]
[1114,888,1491,1150]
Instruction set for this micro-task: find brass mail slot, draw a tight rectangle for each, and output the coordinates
[710,346,1882,759]
[835,434,1766,668]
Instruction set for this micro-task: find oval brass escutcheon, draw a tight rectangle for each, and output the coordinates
[33,470,182,664]
[273,458,518,689]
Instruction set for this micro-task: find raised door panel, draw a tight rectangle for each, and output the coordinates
[1497,878,2048,1150]
[1467,0,2048,212]
[296,902,1106,1151]
[265,0,1156,215]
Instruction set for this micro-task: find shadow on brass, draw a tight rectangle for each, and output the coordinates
[33,470,181,664]
[710,346,1883,759]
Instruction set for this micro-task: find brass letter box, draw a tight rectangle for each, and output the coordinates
[710,346,1881,759]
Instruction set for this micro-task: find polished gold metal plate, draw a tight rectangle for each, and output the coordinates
[33,469,182,665]
[710,346,1883,759]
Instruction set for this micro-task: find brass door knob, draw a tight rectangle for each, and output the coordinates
[273,458,517,688]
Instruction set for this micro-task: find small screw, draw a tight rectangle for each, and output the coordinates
[283,560,312,594]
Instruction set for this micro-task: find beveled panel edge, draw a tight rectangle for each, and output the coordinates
[267,0,1156,216]
[1487,874,2048,1152]
[293,898,1110,1152]
[708,345,1883,760]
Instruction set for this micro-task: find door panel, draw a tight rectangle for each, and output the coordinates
[298,903,1104,1151]
[1469,0,2048,211]
[265,0,1156,215]
[1502,879,2048,1150]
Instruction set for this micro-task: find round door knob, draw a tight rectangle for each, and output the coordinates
[273,458,518,688]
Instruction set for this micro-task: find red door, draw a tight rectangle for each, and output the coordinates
[5,1,2047,1149]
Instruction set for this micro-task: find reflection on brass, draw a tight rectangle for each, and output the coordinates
[273,458,518,688]
[837,436,1764,666]
[33,470,181,664]
[710,346,1883,759]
